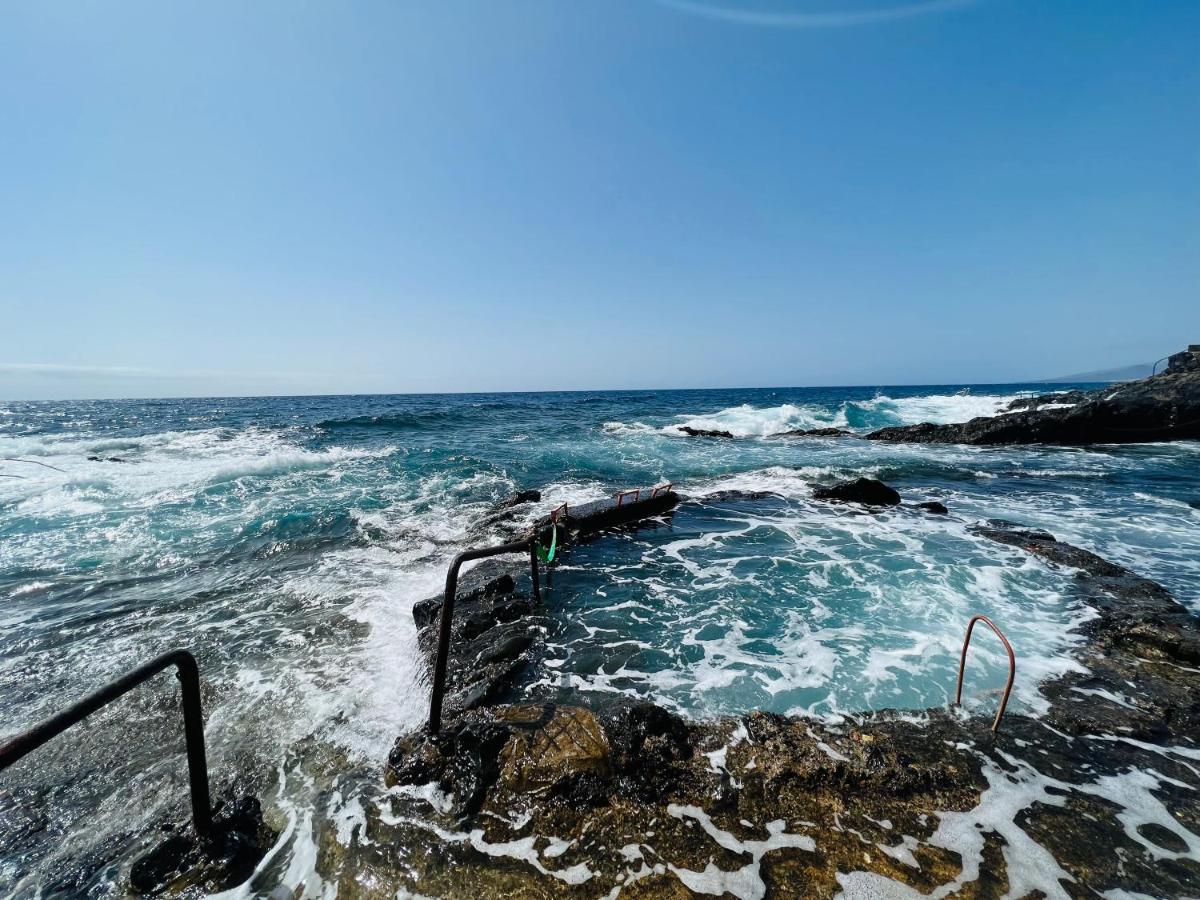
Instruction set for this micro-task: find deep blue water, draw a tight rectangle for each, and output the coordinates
[2,385,1198,895]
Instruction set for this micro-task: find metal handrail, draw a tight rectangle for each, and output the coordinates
[428,537,541,733]
[0,649,213,835]
[550,502,569,522]
[614,488,641,507]
[954,615,1016,733]
[651,482,673,498]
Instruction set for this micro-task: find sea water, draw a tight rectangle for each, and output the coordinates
[1,385,1197,894]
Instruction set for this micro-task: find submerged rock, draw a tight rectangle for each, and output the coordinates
[812,477,901,507]
[916,500,948,514]
[775,427,852,438]
[501,489,541,508]
[868,367,1200,445]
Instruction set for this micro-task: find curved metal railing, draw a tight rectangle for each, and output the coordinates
[954,615,1016,733]
[428,537,541,733]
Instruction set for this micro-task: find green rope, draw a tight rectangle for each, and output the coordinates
[536,522,558,563]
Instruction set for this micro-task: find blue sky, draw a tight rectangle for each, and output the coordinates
[2,1,1197,399]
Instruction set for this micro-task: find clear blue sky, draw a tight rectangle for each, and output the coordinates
[2,1,1197,399]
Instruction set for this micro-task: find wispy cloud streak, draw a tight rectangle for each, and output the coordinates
[656,0,978,28]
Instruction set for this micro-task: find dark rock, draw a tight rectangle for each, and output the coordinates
[87,455,128,463]
[678,426,735,438]
[775,427,851,437]
[1189,499,1200,510]
[699,489,780,503]
[500,489,541,508]
[412,573,515,628]
[1006,389,1090,410]
[1167,347,1200,374]
[868,368,1200,445]
[813,477,901,507]
[128,796,274,895]
[916,500,948,514]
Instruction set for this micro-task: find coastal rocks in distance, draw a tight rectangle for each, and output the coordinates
[1005,389,1089,410]
[775,427,852,438]
[677,426,734,438]
[813,477,901,507]
[867,362,1200,446]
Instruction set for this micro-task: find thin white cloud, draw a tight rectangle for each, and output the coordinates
[0,363,312,382]
[656,0,978,28]
[0,363,155,378]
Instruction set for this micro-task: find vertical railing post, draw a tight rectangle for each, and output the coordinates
[428,554,464,734]
[529,538,541,605]
[175,655,214,835]
[427,537,547,734]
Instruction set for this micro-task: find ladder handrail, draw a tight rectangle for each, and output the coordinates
[954,615,1016,733]
[0,649,214,835]
[428,537,541,733]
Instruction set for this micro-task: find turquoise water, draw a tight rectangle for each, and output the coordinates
[2,386,1198,894]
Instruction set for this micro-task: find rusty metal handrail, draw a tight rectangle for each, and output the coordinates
[0,649,214,835]
[650,482,673,498]
[550,502,569,522]
[428,537,541,733]
[614,488,641,507]
[954,615,1015,733]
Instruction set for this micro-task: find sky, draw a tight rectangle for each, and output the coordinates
[1,0,1198,400]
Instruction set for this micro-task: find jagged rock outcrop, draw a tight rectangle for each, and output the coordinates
[413,565,543,721]
[677,426,734,438]
[812,477,902,507]
[868,368,1200,445]
[1005,389,1090,410]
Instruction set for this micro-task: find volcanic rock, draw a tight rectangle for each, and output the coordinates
[868,367,1200,445]
[812,477,902,507]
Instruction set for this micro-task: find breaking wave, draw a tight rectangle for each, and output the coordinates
[604,390,1032,439]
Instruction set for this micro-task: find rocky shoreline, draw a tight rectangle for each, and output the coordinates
[676,347,1200,447]
[867,366,1200,445]
[315,488,1200,898]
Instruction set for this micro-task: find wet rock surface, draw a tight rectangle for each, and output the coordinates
[867,368,1200,445]
[320,514,1200,897]
[678,426,735,438]
[414,563,545,723]
[812,477,902,507]
[127,796,275,896]
[1005,389,1090,410]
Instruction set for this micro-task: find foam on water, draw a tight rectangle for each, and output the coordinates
[527,465,1094,722]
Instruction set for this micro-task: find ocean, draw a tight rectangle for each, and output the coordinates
[2,385,1198,895]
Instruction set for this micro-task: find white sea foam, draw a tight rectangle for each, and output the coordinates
[601,390,1036,441]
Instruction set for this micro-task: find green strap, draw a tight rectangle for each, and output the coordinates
[537,522,558,563]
